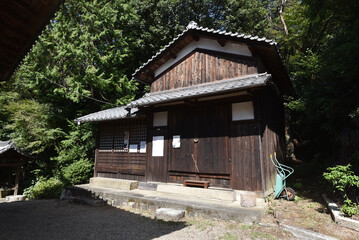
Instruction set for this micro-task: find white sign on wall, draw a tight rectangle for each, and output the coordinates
[232,101,254,121]
[152,136,164,157]
[172,135,181,148]
[153,112,168,127]
[129,144,138,153]
[140,141,146,153]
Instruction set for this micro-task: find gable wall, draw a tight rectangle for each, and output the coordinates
[150,49,258,92]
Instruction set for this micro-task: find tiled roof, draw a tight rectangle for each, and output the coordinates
[0,141,13,154]
[132,21,276,78]
[0,141,27,156]
[127,73,271,108]
[75,107,140,124]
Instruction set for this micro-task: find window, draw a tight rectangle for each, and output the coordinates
[153,112,168,127]
[99,133,113,151]
[129,123,147,153]
[232,101,254,121]
[99,120,147,153]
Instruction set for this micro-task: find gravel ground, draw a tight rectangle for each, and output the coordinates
[0,199,291,240]
[0,200,187,240]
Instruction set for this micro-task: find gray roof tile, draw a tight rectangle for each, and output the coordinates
[75,107,140,124]
[0,141,27,156]
[127,73,271,108]
[132,22,277,78]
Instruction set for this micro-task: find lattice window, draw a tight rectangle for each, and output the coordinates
[129,123,147,152]
[113,129,125,151]
[98,120,146,152]
[99,134,113,151]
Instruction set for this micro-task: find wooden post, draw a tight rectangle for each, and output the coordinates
[94,149,99,177]
[14,162,20,195]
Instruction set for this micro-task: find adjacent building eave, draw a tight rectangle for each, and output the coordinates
[0,141,28,157]
[74,107,142,124]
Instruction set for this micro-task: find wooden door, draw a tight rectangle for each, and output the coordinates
[169,104,230,174]
[196,105,229,174]
[147,128,168,182]
[169,108,196,172]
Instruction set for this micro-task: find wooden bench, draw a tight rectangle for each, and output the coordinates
[183,180,210,189]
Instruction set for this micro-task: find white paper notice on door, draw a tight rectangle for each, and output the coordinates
[152,136,164,157]
[140,141,146,153]
[172,135,180,148]
[129,144,138,153]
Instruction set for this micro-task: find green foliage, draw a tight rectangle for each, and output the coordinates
[4,99,64,154]
[323,164,359,216]
[61,159,93,186]
[341,199,359,217]
[323,164,359,198]
[23,177,64,199]
[54,122,95,185]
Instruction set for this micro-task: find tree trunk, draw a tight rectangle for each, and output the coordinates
[279,0,289,35]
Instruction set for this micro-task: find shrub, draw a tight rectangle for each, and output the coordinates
[23,177,64,199]
[323,164,359,198]
[61,159,93,185]
[323,164,359,216]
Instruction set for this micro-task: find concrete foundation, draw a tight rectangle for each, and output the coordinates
[73,183,267,223]
[156,184,236,202]
[89,177,139,191]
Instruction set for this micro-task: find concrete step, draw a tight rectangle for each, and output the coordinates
[157,183,236,202]
[69,196,105,206]
[74,184,267,223]
[89,177,139,191]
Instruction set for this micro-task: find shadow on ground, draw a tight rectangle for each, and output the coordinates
[0,199,186,240]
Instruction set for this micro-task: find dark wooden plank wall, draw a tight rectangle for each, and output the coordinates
[151,49,258,92]
[230,122,262,191]
[257,87,285,193]
[166,103,232,188]
[146,125,169,183]
[95,119,147,181]
[168,105,230,173]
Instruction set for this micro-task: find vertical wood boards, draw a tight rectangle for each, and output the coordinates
[150,49,258,92]
[95,119,147,180]
[256,87,285,193]
[230,122,262,191]
[168,104,230,175]
[94,90,285,194]
[146,126,169,182]
[169,108,196,172]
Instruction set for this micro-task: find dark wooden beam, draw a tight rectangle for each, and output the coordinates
[191,33,200,41]
[0,9,31,30]
[144,69,154,80]
[168,51,177,59]
[13,0,37,16]
[0,18,30,40]
[184,99,197,106]
[0,35,20,50]
[217,39,226,47]
[0,47,18,59]
[248,46,257,57]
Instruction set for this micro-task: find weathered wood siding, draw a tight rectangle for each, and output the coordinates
[157,103,232,188]
[230,122,262,191]
[146,118,169,182]
[151,49,258,92]
[95,119,147,181]
[257,87,285,194]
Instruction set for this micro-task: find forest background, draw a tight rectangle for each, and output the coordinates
[0,0,358,197]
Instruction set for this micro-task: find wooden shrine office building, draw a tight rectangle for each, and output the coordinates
[76,22,294,197]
